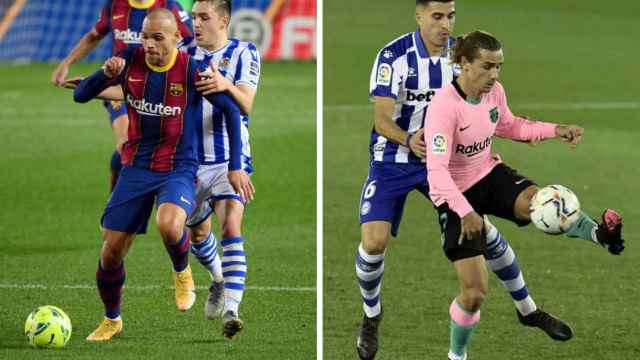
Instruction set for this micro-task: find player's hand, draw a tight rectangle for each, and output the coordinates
[555,124,583,148]
[196,65,232,95]
[409,128,426,159]
[51,63,70,86]
[459,211,484,245]
[228,170,255,203]
[61,76,84,89]
[102,57,126,79]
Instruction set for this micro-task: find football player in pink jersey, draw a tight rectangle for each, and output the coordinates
[425,31,624,360]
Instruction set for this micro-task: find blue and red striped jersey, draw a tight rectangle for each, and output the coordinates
[94,0,194,54]
[116,47,200,172]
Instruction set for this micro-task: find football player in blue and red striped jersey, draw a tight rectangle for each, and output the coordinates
[52,0,195,191]
[73,8,249,341]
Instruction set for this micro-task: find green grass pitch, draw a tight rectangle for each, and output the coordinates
[0,61,316,359]
[324,1,640,359]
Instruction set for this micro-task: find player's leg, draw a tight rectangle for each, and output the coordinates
[88,168,155,341]
[356,162,412,360]
[439,206,487,360]
[356,221,390,360]
[188,216,224,319]
[156,171,198,311]
[213,197,247,339]
[487,165,573,340]
[185,165,225,318]
[87,229,135,341]
[513,185,624,254]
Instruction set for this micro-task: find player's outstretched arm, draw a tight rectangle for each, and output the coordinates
[74,57,125,103]
[51,30,106,86]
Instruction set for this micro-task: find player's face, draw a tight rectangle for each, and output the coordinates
[463,49,504,95]
[192,2,229,49]
[141,18,180,66]
[416,1,456,49]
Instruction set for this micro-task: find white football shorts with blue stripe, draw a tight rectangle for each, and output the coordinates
[186,163,247,227]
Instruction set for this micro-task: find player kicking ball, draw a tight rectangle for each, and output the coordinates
[73,8,243,341]
[424,30,624,360]
[356,2,581,359]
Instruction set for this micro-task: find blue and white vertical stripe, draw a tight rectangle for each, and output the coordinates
[368,30,456,164]
[190,40,259,173]
[355,244,385,318]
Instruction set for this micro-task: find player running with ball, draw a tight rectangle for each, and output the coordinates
[425,30,625,360]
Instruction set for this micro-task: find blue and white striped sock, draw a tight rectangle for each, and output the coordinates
[190,232,223,283]
[484,225,537,316]
[355,243,384,318]
[221,236,247,313]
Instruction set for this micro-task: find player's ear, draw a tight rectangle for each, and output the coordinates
[222,14,230,28]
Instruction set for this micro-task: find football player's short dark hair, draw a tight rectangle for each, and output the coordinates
[194,0,232,17]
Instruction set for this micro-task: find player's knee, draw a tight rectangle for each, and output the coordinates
[100,240,126,268]
[157,219,184,243]
[190,226,209,244]
[221,216,242,238]
[515,185,538,220]
[361,232,388,255]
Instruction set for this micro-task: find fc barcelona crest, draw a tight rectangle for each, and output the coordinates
[169,83,183,96]
[489,106,499,123]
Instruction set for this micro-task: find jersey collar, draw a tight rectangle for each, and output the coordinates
[414,29,453,60]
[414,29,430,58]
[146,48,178,72]
[128,0,155,9]
[453,78,481,105]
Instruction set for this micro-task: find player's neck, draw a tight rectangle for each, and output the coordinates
[456,76,483,100]
[420,30,445,57]
[203,34,229,53]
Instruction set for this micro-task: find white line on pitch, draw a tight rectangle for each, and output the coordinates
[324,101,640,111]
[0,283,315,292]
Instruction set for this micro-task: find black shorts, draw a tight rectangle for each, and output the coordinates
[437,163,536,262]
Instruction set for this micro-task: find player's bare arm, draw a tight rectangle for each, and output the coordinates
[195,68,257,115]
[51,29,106,86]
[373,96,426,157]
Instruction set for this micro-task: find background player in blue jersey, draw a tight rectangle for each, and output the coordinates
[182,0,260,339]
[355,1,572,359]
[51,0,194,191]
[73,8,243,341]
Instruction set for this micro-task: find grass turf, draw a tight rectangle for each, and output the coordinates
[0,60,316,359]
[324,1,640,359]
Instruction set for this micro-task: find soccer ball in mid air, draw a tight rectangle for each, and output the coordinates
[530,185,581,234]
[24,305,72,348]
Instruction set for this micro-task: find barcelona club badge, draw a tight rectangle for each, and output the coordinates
[169,83,184,96]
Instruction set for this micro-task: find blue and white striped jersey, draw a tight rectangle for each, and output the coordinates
[189,39,260,173]
[369,30,456,164]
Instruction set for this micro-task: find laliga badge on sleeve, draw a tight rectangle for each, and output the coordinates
[432,133,447,154]
[376,63,392,86]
